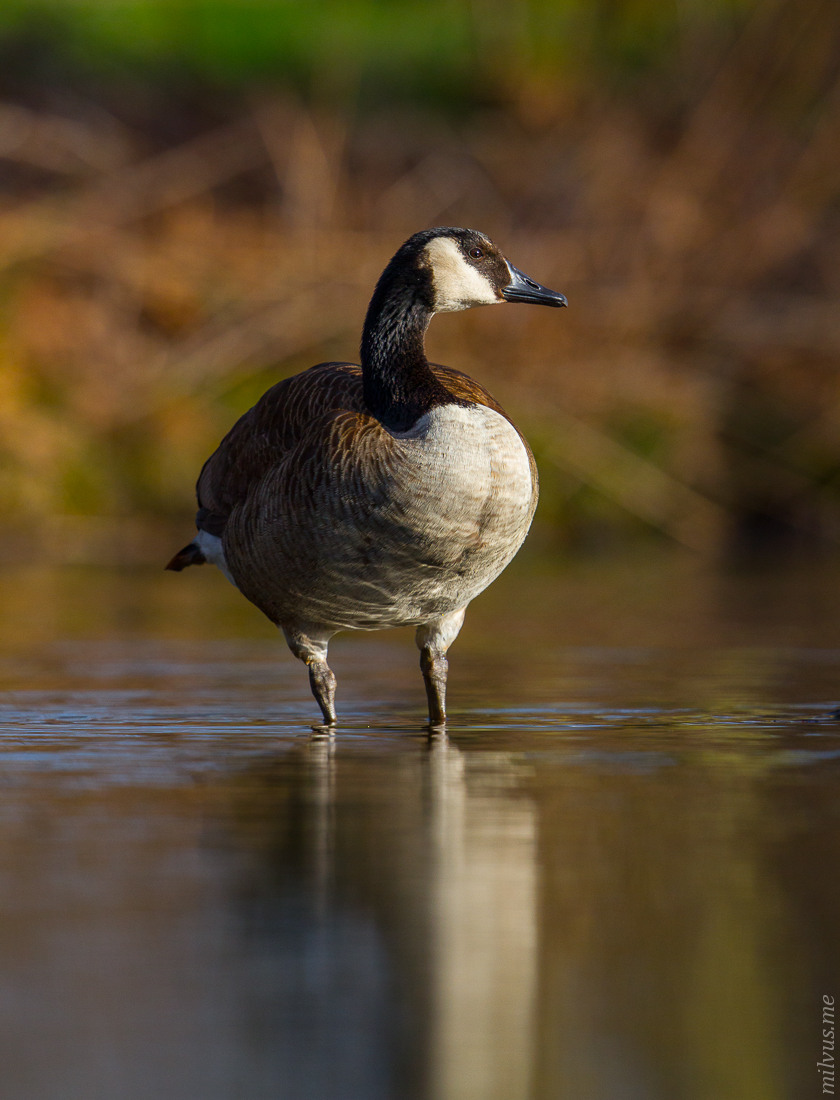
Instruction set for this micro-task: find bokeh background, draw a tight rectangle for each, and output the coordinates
[2,10,840,1099]
[1,0,839,566]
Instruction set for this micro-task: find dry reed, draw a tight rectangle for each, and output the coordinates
[1,0,839,562]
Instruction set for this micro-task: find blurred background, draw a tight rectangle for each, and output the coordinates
[1,0,839,566]
[3,11,840,1098]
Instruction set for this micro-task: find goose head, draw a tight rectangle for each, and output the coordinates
[411,227,567,313]
[360,227,567,428]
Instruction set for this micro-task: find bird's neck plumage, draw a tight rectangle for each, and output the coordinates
[361,270,456,432]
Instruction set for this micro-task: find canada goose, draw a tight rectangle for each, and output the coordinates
[167,227,566,726]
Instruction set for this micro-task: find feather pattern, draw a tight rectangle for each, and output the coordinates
[196,361,534,533]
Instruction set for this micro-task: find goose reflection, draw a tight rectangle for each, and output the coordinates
[215,732,538,1100]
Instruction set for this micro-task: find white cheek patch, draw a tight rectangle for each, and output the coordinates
[424,237,502,312]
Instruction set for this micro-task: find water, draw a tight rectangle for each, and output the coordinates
[1,552,839,1100]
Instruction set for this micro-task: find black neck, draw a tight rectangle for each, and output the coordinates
[360,269,456,432]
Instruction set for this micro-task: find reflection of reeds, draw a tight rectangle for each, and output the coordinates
[1,0,839,562]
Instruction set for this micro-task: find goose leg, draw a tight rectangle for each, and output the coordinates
[308,661,337,725]
[416,607,466,727]
[283,628,337,725]
[420,650,448,727]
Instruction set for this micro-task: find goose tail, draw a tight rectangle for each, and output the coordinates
[165,541,206,571]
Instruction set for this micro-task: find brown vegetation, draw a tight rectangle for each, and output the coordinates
[1,0,839,563]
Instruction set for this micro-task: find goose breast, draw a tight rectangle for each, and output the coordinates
[222,400,536,631]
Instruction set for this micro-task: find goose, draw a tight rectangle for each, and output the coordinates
[166,227,566,726]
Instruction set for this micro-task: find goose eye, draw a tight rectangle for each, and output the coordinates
[469,247,484,259]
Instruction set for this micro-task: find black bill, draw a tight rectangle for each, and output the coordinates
[502,262,567,307]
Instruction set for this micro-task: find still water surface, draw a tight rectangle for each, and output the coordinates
[1,552,839,1100]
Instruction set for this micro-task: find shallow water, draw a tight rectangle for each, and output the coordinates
[1,552,840,1100]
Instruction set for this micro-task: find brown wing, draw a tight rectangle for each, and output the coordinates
[195,361,366,534]
[429,364,507,415]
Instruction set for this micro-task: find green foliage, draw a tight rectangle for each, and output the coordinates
[0,0,752,105]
